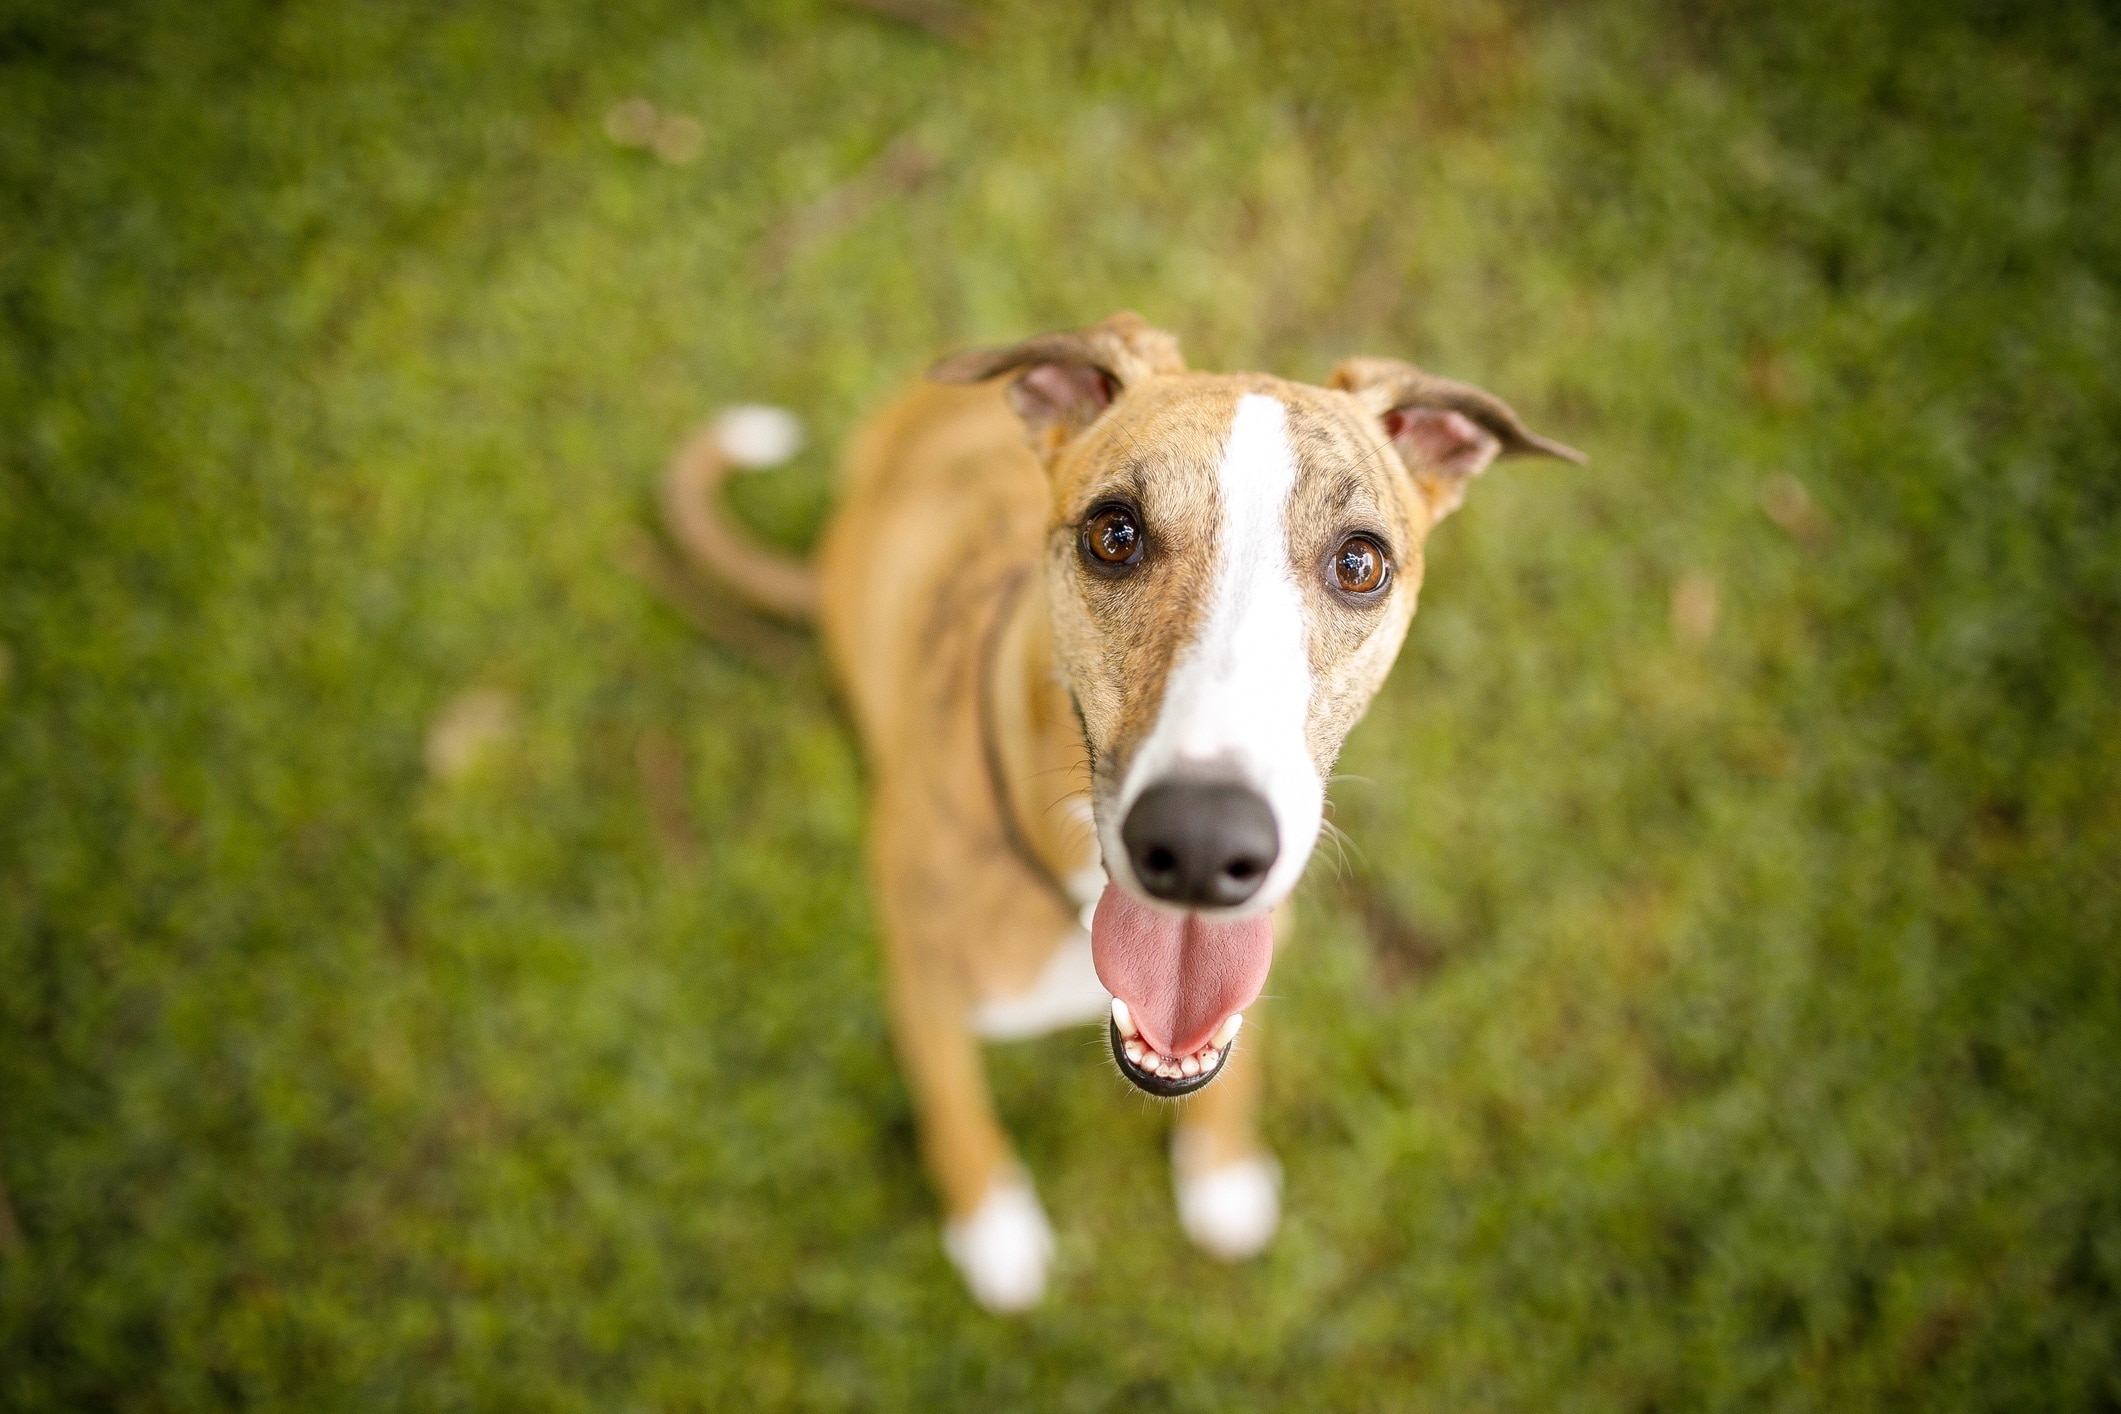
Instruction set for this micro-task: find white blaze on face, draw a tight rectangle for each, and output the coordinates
[1113,393,1323,909]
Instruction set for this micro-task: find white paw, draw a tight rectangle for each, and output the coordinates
[942,1171,1054,1312]
[1173,1140,1281,1261]
[713,404,803,468]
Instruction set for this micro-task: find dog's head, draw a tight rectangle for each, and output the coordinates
[934,313,1582,1093]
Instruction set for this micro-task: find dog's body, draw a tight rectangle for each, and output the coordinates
[667,315,1580,1309]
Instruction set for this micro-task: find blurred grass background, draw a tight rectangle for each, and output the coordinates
[3,0,2119,1407]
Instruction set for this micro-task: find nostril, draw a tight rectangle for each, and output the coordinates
[1145,846,1177,875]
[1225,856,1265,882]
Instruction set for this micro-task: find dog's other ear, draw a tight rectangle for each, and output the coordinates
[1330,357,1585,523]
[931,312,1185,447]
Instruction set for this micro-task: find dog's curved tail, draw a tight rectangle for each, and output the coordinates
[660,406,819,622]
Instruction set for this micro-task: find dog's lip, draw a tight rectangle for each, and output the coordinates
[1107,999,1242,1096]
[1108,1016,1234,1097]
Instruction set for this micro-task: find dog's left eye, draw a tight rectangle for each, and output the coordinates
[1082,504,1144,568]
[1331,536,1389,595]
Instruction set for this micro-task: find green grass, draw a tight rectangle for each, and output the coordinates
[3,0,2119,1407]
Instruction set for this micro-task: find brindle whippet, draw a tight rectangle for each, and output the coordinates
[664,313,1582,1310]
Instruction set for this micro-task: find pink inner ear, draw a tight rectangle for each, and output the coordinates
[1387,407,1496,474]
[1014,363,1116,425]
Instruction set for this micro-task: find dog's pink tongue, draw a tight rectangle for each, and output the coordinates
[1090,883,1275,1057]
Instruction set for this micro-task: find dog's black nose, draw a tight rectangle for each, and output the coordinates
[1121,779,1280,908]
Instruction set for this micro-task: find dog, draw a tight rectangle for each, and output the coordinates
[663,313,1582,1310]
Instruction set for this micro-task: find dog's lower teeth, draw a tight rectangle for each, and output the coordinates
[1111,998,1138,1040]
[1110,1019,1236,1088]
[1214,1013,1244,1048]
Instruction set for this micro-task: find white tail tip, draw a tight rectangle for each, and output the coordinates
[714,404,804,469]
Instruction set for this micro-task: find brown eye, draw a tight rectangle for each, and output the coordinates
[1082,504,1143,568]
[1332,535,1388,594]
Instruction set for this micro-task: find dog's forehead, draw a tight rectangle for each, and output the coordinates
[1058,373,1402,527]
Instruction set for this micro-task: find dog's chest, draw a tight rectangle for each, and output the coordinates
[969,929,1109,1040]
[969,848,1109,1041]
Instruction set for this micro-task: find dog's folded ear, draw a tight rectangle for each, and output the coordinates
[1330,357,1585,523]
[931,312,1185,445]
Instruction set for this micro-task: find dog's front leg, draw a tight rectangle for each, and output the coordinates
[883,945,1054,1311]
[1169,906,1290,1261]
[1171,1026,1282,1260]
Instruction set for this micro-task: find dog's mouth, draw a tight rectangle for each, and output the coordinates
[1089,882,1274,1096]
[1109,999,1241,1097]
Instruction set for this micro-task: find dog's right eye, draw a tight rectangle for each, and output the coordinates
[1081,504,1144,569]
[1331,535,1389,595]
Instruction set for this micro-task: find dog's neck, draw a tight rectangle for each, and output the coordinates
[986,572,1101,904]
